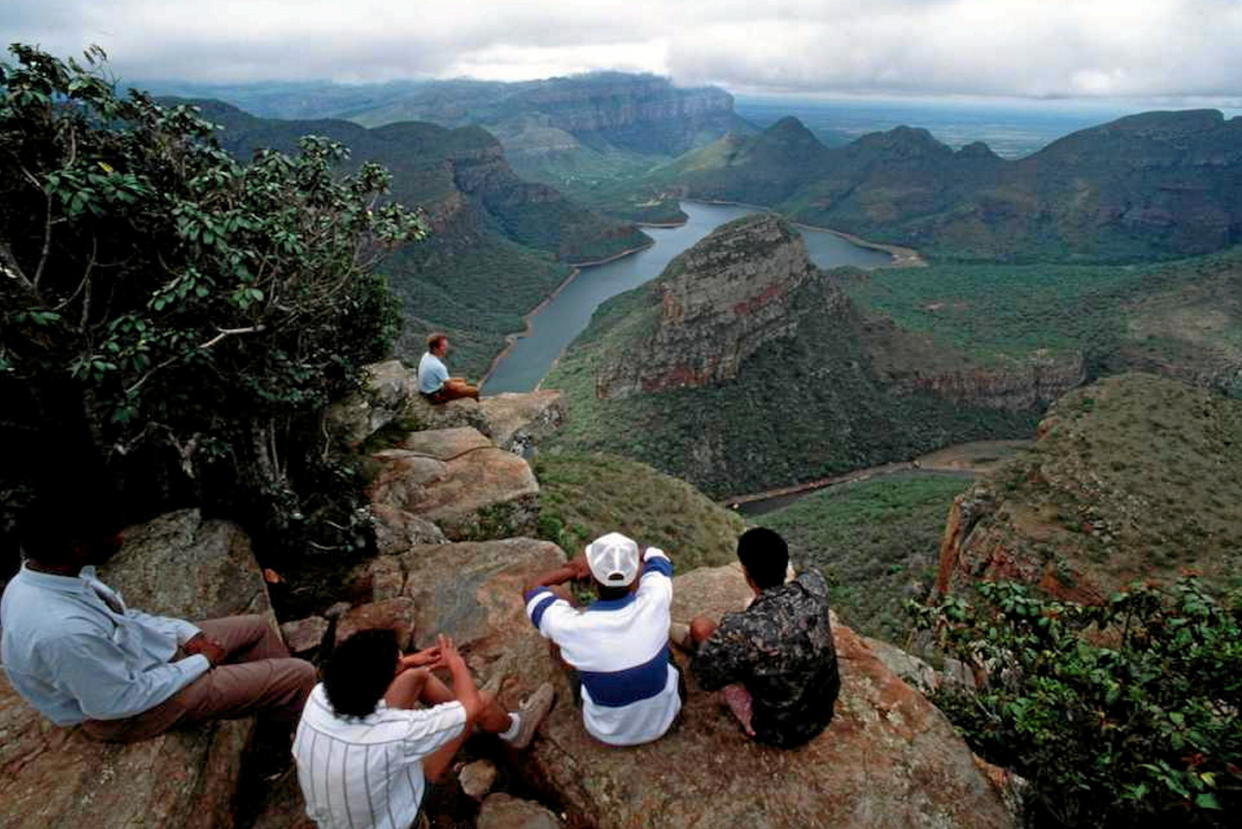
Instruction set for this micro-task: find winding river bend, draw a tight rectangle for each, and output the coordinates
[482,201,893,394]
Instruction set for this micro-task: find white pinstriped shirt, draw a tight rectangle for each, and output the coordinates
[293,683,467,829]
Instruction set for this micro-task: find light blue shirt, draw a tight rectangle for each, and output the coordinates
[0,564,209,725]
[417,351,449,394]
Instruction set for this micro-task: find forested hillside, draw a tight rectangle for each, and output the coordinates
[180,99,651,374]
[642,109,1242,262]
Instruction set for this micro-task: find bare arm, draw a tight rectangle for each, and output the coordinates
[523,553,589,595]
[435,634,482,722]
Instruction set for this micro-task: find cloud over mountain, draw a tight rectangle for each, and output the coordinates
[7,0,1242,100]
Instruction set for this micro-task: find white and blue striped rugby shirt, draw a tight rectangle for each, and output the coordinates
[525,549,680,746]
[293,683,467,829]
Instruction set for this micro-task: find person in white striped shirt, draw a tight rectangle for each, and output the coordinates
[293,629,553,829]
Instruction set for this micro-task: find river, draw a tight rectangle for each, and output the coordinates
[482,201,893,394]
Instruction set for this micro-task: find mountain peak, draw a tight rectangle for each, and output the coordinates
[956,140,1000,161]
[853,125,952,157]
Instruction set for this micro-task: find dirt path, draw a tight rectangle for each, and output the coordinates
[723,439,1033,515]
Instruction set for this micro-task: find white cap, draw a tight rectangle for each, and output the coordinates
[585,532,640,587]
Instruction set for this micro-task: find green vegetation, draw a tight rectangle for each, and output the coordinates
[913,579,1242,827]
[756,473,971,641]
[841,250,1242,387]
[965,373,1242,594]
[548,277,1039,497]
[183,98,648,378]
[533,451,743,572]
[0,45,422,567]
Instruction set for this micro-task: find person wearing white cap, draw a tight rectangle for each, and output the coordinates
[522,532,680,746]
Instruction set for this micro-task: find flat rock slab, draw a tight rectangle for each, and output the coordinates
[368,436,539,540]
[524,563,1017,829]
[393,426,494,459]
[478,390,566,453]
[0,509,272,828]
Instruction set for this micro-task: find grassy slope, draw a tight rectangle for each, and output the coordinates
[840,248,1242,389]
[533,451,744,572]
[969,373,1242,593]
[547,278,1038,497]
[756,474,971,642]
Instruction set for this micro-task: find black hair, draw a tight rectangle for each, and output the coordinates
[19,501,118,566]
[737,527,788,590]
[323,629,399,718]
[596,583,632,602]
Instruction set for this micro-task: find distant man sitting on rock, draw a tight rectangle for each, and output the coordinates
[681,527,840,748]
[0,515,317,743]
[418,332,480,403]
[523,532,681,746]
[294,629,553,828]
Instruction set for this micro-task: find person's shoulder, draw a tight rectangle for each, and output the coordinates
[796,569,829,597]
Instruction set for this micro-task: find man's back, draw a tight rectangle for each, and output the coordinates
[525,550,680,746]
[294,683,467,829]
[417,351,448,394]
[693,570,839,748]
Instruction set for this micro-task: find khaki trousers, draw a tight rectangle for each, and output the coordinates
[82,615,317,744]
[425,378,479,403]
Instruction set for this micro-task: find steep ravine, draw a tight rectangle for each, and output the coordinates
[548,214,1075,496]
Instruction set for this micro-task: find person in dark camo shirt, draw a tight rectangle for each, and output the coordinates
[686,528,840,748]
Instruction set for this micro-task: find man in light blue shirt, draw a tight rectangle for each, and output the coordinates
[0,520,316,743]
[418,332,479,403]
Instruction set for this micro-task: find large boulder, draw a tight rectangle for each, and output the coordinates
[367,427,540,540]
[478,390,567,455]
[325,359,488,448]
[0,509,271,828]
[525,563,1018,829]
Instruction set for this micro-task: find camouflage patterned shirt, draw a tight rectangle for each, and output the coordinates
[692,570,840,748]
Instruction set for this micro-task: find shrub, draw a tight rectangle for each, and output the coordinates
[911,579,1242,827]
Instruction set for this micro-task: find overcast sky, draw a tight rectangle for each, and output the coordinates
[5,0,1242,102]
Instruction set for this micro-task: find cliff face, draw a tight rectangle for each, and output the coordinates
[596,215,826,398]
[861,316,1087,411]
[936,373,1242,603]
[546,216,1046,496]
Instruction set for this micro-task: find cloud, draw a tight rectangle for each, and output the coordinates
[5,0,1242,100]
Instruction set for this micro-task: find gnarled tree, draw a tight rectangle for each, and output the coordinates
[0,45,426,571]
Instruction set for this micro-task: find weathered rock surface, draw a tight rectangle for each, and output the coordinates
[334,597,416,650]
[348,539,566,694]
[596,215,821,399]
[477,793,563,829]
[0,509,270,828]
[526,563,1017,829]
[367,428,540,540]
[325,359,418,448]
[105,508,274,621]
[280,616,330,656]
[371,503,448,557]
[478,390,567,454]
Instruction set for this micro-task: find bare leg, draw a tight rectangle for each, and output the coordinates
[723,684,756,737]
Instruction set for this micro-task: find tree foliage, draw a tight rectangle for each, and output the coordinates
[0,44,426,566]
[912,579,1242,827]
